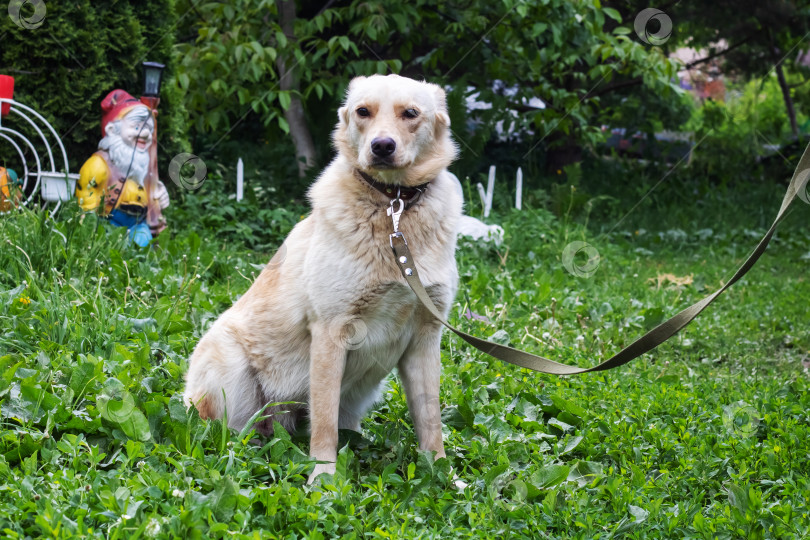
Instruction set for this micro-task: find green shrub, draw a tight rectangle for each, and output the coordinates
[0,0,189,174]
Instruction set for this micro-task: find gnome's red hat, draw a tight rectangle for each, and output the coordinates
[100,89,143,135]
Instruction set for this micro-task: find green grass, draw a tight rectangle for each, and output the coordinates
[0,169,809,539]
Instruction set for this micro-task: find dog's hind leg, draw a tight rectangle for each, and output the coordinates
[183,327,268,435]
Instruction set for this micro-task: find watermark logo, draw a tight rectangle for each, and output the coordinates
[796,168,810,205]
[634,8,672,46]
[8,0,45,29]
[266,241,288,269]
[330,316,369,351]
[562,241,601,278]
[412,393,443,433]
[97,379,136,424]
[722,401,760,438]
[487,471,529,512]
[168,153,207,191]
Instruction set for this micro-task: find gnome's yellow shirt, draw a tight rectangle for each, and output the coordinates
[76,151,147,215]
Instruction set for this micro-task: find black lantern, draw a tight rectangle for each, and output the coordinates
[142,61,165,98]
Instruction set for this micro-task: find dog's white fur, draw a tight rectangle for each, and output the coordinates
[183,74,461,483]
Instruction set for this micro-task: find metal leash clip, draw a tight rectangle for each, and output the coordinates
[387,187,405,248]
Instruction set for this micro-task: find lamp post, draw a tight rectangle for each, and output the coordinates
[139,60,165,156]
[141,61,165,104]
[140,61,165,232]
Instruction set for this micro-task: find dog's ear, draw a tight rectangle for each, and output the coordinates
[432,84,451,126]
[348,76,367,91]
[338,106,349,125]
[338,76,368,125]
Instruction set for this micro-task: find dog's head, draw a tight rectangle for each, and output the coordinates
[333,74,458,186]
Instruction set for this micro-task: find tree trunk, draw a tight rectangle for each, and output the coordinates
[544,132,582,174]
[775,62,799,139]
[275,0,316,177]
[770,34,799,139]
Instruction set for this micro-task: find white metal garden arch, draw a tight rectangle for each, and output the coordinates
[0,97,76,214]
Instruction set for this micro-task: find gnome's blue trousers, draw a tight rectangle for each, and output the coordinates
[108,209,153,247]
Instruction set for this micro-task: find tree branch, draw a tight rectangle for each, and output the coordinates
[315,0,338,18]
[683,34,758,70]
[586,76,643,99]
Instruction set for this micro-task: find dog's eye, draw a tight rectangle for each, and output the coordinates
[403,108,419,119]
[356,107,370,117]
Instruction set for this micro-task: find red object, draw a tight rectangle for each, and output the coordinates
[0,75,14,117]
[100,89,141,135]
[139,96,160,111]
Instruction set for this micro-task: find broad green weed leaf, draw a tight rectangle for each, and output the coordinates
[68,361,96,396]
[531,464,570,489]
[212,477,239,522]
[168,394,189,423]
[547,417,574,433]
[726,483,749,516]
[568,460,604,487]
[118,409,151,441]
[550,394,586,418]
[629,504,649,522]
[560,435,583,455]
[335,444,353,479]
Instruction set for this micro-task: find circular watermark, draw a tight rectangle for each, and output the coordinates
[634,8,672,46]
[97,379,136,423]
[722,401,760,438]
[329,316,368,351]
[487,472,529,512]
[412,393,443,434]
[796,168,810,205]
[562,241,600,278]
[8,0,46,29]
[168,153,207,191]
[266,242,287,269]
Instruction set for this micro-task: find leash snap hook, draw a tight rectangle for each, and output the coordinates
[387,194,404,234]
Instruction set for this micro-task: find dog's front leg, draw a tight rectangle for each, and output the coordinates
[398,325,446,459]
[308,322,347,484]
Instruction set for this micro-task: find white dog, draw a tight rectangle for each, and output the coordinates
[184,74,462,482]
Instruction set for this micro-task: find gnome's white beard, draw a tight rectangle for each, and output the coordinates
[99,133,150,185]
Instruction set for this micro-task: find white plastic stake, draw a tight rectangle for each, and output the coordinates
[515,167,523,210]
[236,157,244,202]
[476,182,487,210]
[485,165,495,218]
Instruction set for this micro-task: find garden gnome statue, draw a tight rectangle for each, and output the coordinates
[76,89,170,246]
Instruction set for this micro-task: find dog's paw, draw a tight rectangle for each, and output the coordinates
[307,462,336,485]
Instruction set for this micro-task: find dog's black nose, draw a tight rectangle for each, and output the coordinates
[371,137,396,157]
